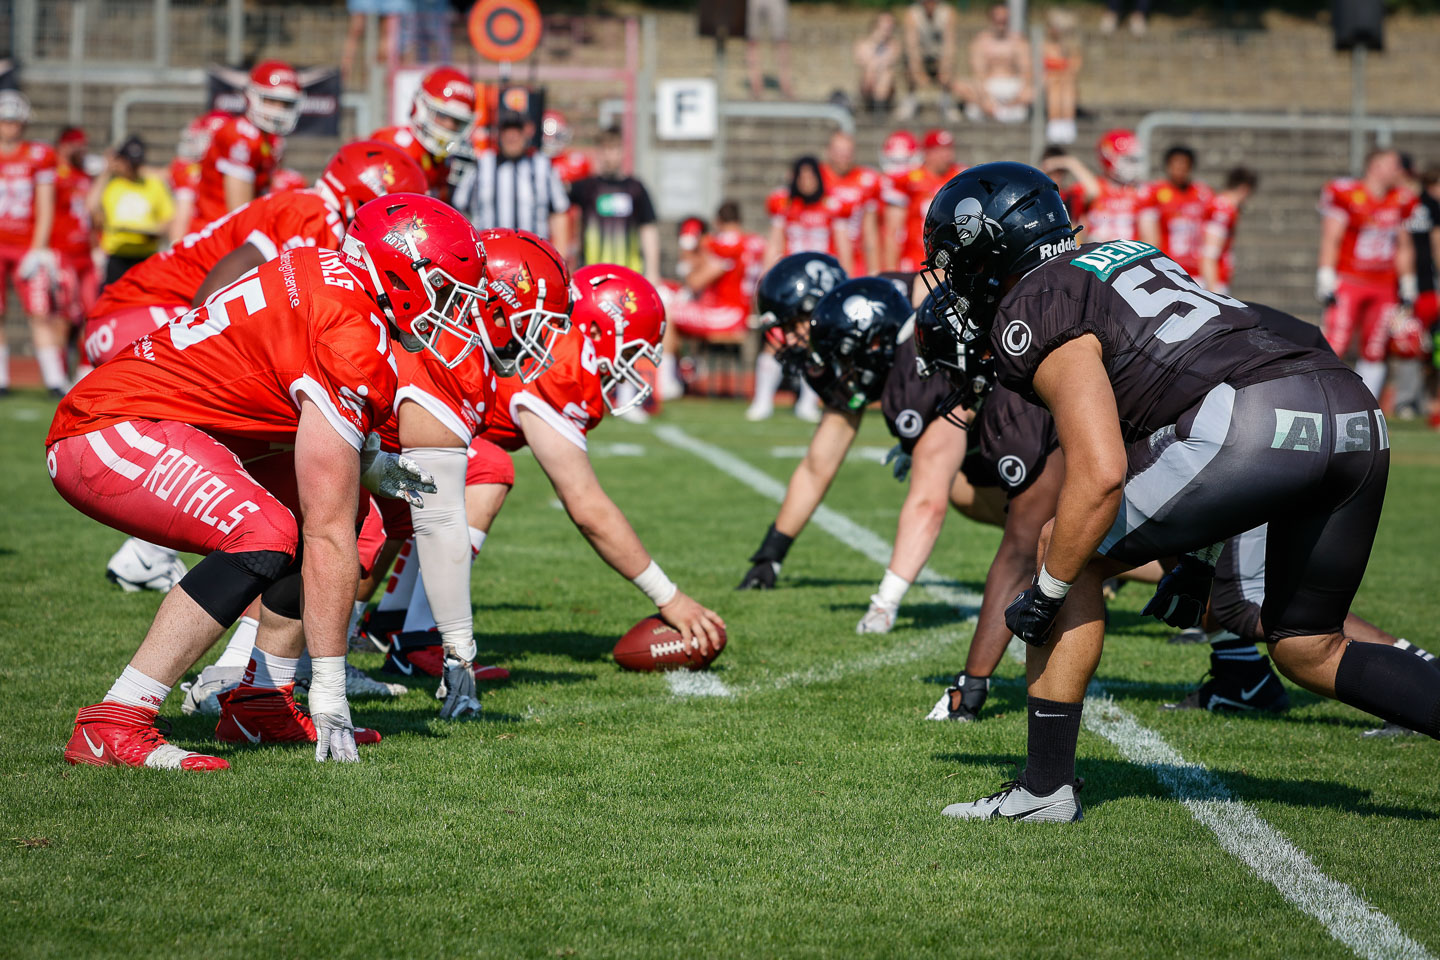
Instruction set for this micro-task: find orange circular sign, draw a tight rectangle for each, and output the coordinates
[468,0,542,63]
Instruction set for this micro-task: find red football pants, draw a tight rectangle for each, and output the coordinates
[1324,278,1396,363]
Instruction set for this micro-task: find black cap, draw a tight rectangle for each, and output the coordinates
[497,111,527,129]
[118,134,146,166]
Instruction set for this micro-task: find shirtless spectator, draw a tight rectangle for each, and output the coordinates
[967,3,1032,124]
[1041,9,1082,144]
[898,1,961,123]
[854,13,901,116]
[747,0,795,100]
[1101,0,1149,36]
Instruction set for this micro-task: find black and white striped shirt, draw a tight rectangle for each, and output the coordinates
[450,148,570,239]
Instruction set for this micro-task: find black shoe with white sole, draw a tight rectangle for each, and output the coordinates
[1164,655,1290,713]
[942,777,1083,822]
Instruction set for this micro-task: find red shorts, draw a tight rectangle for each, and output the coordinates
[83,303,187,366]
[0,245,52,317]
[54,255,99,326]
[466,435,516,487]
[46,421,300,558]
[670,301,748,340]
[1324,277,1396,363]
[357,497,389,576]
[1414,290,1438,328]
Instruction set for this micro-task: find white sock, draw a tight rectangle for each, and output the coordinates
[376,540,418,612]
[244,648,299,689]
[403,569,437,633]
[470,527,486,556]
[1356,359,1387,400]
[104,664,171,710]
[752,351,782,407]
[36,345,68,391]
[347,600,366,638]
[0,344,9,389]
[214,616,259,670]
[796,379,820,411]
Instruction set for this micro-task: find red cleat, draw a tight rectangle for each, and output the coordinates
[215,684,381,746]
[474,664,510,681]
[384,633,509,681]
[64,702,229,771]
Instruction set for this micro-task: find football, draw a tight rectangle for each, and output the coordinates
[613,616,727,672]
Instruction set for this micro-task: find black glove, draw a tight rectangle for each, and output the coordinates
[737,524,794,591]
[1004,576,1067,647]
[1142,555,1215,629]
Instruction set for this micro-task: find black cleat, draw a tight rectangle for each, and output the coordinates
[1164,655,1290,713]
[926,672,990,721]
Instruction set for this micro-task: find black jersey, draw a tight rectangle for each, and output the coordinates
[962,386,1059,498]
[990,240,1348,440]
[1246,301,1332,353]
[879,332,956,454]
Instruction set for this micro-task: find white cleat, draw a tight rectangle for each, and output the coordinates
[793,399,822,423]
[744,402,774,422]
[106,538,187,593]
[855,600,897,634]
[942,778,1083,822]
[346,662,407,698]
[179,664,245,716]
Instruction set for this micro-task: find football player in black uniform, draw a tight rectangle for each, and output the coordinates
[921,162,1440,823]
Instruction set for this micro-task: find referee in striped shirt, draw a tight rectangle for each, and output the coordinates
[451,112,570,250]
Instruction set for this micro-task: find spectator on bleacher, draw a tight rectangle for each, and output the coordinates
[568,126,659,282]
[51,128,98,337]
[854,13,901,116]
[342,0,406,85]
[1101,0,1149,36]
[747,0,795,100]
[0,89,63,397]
[765,155,852,274]
[967,2,1032,124]
[1138,144,1212,277]
[1199,166,1258,296]
[821,131,883,275]
[881,128,962,272]
[451,111,570,248]
[88,136,173,289]
[898,0,961,123]
[1041,9,1082,145]
[401,0,452,66]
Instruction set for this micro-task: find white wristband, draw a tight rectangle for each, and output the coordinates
[1400,274,1419,304]
[1317,266,1338,297]
[1036,565,1072,600]
[632,560,678,608]
[876,568,911,609]
[308,655,352,721]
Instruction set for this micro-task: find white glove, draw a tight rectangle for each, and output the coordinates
[359,432,437,507]
[436,655,482,719]
[313,711,360,762]
[17,248,56,281]
[856,597,898,634]
[1316,266,1338,305]
[884,444,912,482]
[1400,273,1419,307]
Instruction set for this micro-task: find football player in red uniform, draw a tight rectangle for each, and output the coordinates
[543,109,592,185]
[821,131,883,276]
[189,60,302,234]
[673,201,765,343]
[1042,129,1143,245]
[269,167,308,193]
[1137,144,1213,275]
[765,155,852,273]
[1318,148,1419,398]
[881,129,962,272]
[0,90,64,395]
[169,111,229,244]
[368,66,478,198]
[47,195,474,770]
[1199,166,1258,295]
[51,127,98,337]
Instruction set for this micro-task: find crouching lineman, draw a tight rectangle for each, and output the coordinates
[372,258,725,672]
[920,163,1440,822]
[91,141,427,594]
[46,196,474,769]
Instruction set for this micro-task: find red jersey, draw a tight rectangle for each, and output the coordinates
[1137,179,1213,274]
[52,159,93,262]
[884,164,962,270]
[0,141,57,248]
[92,189,345,318]
[368,126,449,195]
[270,168,308,192]
[170,157,200,201]
[1078,181,1141,245]
[374,343,497,451]
[822,164,883,274]
[1320,178,1419,284]
[193,116,284,230]
[49,247,396,451]
[552,149,593,186]
[767,188,844,258]
[486,327,605,452]
[1200,193,1241,288]
[702,227,766,312]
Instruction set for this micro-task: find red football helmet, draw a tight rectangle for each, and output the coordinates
[178,110,229,163]
[540,109,572,156]
[475,228,572,383]
[411,66,478,158]
[881,130,918,176]
[341,193,489,369]
[573,265,666,416]
[245,60,302,136]
[270,168,307,192]
[317,140,428,223]
[1097,128,1143,185]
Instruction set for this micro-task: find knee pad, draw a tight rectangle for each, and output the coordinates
[260,571,303,621]
[179,549,293,626]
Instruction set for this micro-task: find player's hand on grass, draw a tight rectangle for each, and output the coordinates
[1143,555,1215,629]
[884,444,912,482]
[659,591,726,658]
[359,432,437,508]
[313,711,360,763]
[737,560,779,590]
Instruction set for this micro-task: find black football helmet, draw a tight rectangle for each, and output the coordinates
[803,277,914,411]
[914,283,996,423]
[755,252,847,369]
[921,161,1078,342]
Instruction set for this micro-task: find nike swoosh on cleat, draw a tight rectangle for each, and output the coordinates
[1240,678,1271,701]
[232,718,261,744]
[390,657,414,676]
[82,729,105,758]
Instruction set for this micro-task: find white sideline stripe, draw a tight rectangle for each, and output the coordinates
[770,444,893,464]
[655,423,1433,960]
[666,671,733,698]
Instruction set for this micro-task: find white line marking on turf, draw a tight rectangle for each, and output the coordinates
[770,444,892,464]
[596,442,647,457]
[548,498,564,511]
[666,671,734,698]
[656,423,1434,960]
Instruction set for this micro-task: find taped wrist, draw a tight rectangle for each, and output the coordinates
[749,524,794,565]
[178,549,293,626]
[260,570,304,621]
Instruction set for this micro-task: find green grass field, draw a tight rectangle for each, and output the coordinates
[2,392,1438,960]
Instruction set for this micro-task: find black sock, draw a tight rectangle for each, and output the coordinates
[1023,696,1083,795]
[1395,639,1437,664]
[1334,640,1440,739]
[1210,635,1263,663]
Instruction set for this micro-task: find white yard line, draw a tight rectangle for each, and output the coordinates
[666,671,734,698]
[654,422,1434,960]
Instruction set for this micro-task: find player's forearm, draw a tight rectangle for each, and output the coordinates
[1317,219,1342,269]
[170,195,194,244]
[223,175,253,212]
[1138,217,1160,248]
[300,527,361,659]
[1044,470,1122,583]
[1199,258,1221,292]
[861,210,881,272]
[640,223,661,283]
[565,487,651,579]
[30,184,54,248]
[968,536,1035,675]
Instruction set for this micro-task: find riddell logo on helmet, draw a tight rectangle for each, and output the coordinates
[1038,237,1079,260]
